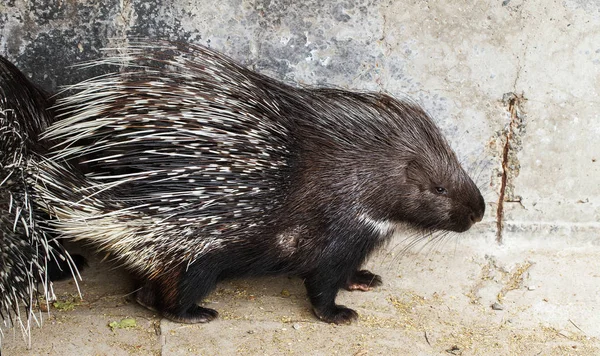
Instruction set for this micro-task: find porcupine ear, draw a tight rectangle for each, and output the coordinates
[0,55,84,346]
[405,159,425,183]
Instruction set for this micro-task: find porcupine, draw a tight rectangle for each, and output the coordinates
[0,55,86,340]
[41,41,485,324]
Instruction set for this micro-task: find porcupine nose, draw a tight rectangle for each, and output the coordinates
[469,213,483,224]
[469,191,486,226]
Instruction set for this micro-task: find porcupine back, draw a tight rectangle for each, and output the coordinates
[44,42,298,277]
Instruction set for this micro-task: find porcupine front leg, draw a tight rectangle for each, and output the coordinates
[304,225,380,323]
[304,268,359,324]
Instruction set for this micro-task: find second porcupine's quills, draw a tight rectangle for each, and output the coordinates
[0,54,88,343]
[36,40,484,325]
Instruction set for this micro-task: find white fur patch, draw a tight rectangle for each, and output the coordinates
[358,213,396,238]
[276,225,306,255]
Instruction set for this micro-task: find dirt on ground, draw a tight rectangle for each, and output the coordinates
[2,232,599,355]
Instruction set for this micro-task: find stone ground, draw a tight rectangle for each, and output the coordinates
[2,225,599,355]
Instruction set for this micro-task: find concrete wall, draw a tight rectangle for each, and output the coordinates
[1,0,598,245]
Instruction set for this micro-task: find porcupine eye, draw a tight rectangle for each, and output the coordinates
[435,187,447,195]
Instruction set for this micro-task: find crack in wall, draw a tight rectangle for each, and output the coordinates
[496,92,526,243]
[115,0,135,39]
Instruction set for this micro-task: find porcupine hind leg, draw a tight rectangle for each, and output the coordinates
[135,263,220,324]
[47,252,87,281]
[46,239,87,281]
[344,269,383,291]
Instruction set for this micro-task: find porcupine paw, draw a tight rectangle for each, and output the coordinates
[313,305,358,324]
[344,269,383,291]
[162,305,219,324]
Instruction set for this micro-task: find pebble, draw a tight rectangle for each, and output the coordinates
[491,302,505,310]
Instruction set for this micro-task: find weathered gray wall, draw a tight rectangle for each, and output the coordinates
[1,0,598,244]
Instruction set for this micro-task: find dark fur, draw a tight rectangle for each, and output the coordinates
[44,42,485,324]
